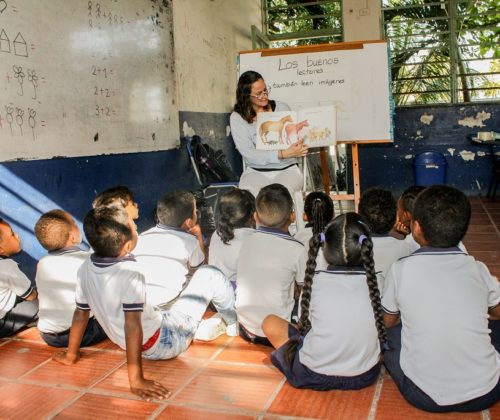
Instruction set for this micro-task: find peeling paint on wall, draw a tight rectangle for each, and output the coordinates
[209,129,215,138]
[459,150,475,161]
[226,125,231,137]
[420,114,434,125]
[182,121,196,137]
[477,151,486,157]
[404,154,413,159]
[458,111,491,128]
[415,129,423,140]
[447,148,455,156]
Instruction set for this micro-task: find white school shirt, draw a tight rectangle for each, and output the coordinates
[299,267,380,376]
[134,224,205,306]
[371,235,410,291]
[0,258,34,319]
[236,227,307,336]
[36,247,88,333]
[208,227,255,281]
[382,247,500,405]
[293,225,328,271]
[76,254,162,350]
[404,233,467,254]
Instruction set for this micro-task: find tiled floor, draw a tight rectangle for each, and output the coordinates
[0,197,498,419]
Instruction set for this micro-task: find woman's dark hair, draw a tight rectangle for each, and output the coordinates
[233,70,276,123]
[303,191,334,235]
[285,212,388,364]
[216,189,255,244]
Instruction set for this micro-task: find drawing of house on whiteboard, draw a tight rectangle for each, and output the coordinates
[0,29,11,53]
[14,32,28,57]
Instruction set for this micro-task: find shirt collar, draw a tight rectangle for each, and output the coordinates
[91,253,136,267]
[257,226,292,237]
[413,246,464,254]
[325,265,365,274]
[49,245,86,256]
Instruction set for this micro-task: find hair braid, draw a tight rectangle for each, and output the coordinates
[284,232,322,364]
[217,214,234,244]
[360,236,389,349]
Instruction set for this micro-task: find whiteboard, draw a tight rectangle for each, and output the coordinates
[0,0,179,161]
[239,42,393,143]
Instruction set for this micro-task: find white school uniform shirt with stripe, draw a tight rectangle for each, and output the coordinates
[404,233,467,254]
[236,227,307,336]
[0,258,34,319]
[371,235,411,291]
[134,224,205,306]
[208,227,255,281]
[36,247,89,333]
[299,267,380,376]
[382,247,500,405]
[76,254,162,350]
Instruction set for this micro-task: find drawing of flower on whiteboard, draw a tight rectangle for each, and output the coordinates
[13,65,25,96]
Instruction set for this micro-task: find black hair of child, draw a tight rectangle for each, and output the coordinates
[399,185,427,214]
[216,189,255,244]
[255,183,294,228]
[303,191,334,236]
[156,190,195,228]
[35,209,72,251]
[84,206,132,258]
[358,187,397,235]
[285,212,388,364]
[413,185,471,248]
[92,185,135,209]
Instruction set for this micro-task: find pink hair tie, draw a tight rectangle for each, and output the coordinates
[320,232,326,243]
[358,234,367,245]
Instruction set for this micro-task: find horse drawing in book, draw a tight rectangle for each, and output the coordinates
[259,114,293,145]
[285,119,309,144]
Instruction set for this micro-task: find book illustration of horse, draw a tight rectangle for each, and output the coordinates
[284,119,309,144]
[259,115,293,145]
[304,127,332,143]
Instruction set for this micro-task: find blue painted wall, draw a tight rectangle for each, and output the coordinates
[0,104,498,277]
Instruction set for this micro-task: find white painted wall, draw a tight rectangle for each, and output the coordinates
[173,0,261,113]
[343,0,382,42]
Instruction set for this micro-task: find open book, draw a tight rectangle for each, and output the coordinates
[256,105,336,150]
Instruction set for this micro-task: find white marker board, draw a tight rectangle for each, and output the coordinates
[239,41,393,143]
[0,0,179,161]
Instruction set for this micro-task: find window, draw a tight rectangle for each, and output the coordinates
[382,0,500,105]
[258,0,343,48]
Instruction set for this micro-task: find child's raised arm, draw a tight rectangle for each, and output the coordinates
[53,308,89,365]
[124,311,171,401]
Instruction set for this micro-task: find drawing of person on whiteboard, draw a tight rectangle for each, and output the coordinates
[230,71,308,198]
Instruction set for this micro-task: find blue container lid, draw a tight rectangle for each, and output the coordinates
[414,151,446,165]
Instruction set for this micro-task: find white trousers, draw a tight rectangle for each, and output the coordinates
[238,164,304,198]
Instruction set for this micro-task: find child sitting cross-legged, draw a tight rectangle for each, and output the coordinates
[236,183,307,346]
[263,212,387,390]
[383,185,500,412]
[0,218,38,338]
[34,210,107,347]
[54,206,237,400]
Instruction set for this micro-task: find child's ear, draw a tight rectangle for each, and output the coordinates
[411,220,428,246]
[253,211,259,225]
[181,217,193,230]
[302,213,308,222]
[290,211,296,224]
[122,239,134,255]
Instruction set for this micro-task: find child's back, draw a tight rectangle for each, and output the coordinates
[359,187,409,284]
[382,185,499,411]
[236,184,307,337]
[208,188,255,282]
[134,190,205,306]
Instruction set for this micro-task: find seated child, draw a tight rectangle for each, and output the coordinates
[382,185,500,413]
[358,187,410,289]
[236,183,307,345]
[93,185,139,229]
[134,190,205,307]
[0,218,38,338]
[34,210,107,347]
[54,206,237,400]
[294,191,334,271]
[208,188,255,287]
[263,212,387,390]
[395,185,467,254]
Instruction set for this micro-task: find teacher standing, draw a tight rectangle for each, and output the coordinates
[230,70,308,197]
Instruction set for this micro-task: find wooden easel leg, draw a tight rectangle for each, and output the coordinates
[351,143,360,211]
[319,147,330,194]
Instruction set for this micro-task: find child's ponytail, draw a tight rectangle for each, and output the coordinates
[359,235,389,350]
[284,231,322,364]
[217,214,235,244]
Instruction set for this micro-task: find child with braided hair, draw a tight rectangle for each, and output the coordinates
[208,189,256,288]
[294,191,334,244]
[263,212,387,390]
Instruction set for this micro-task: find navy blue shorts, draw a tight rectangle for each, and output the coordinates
[271,325,380,391]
